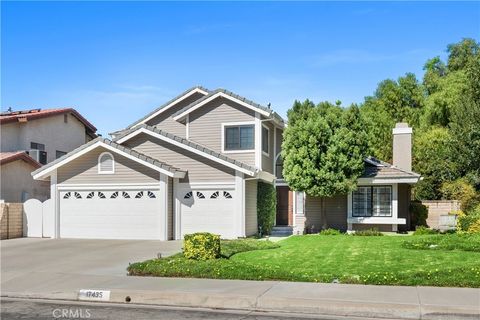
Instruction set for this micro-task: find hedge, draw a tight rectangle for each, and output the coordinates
[257,181,277,236]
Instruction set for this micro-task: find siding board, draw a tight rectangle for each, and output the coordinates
[125,134,235,183]
[304,195,348,232]
[188,98,255,166]
[57,147,160,184]
[145,92,205,137]
[245,180,258,236]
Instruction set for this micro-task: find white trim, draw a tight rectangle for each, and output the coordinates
[347,183,405,226]
[116,127,256,176]
[173,91,271,121]
[347,217,406,225]
[255,113,262,168]
[58,184,160,191]
[159,174,168,241]
[97,152,115,174]
[261,124,270,157]
[235,171,246,237]
[173,178,181,240]
[32,140,184,180]
[51,170,59,239]
[357,177,419,184]
[258,171,276,183]
[274,178,288,187]
[133,87,208,128]
[273,127,277,170]
[392,127,412,135]
[221,121,256,154]
[294,191,305,216]
[177,183,235,190]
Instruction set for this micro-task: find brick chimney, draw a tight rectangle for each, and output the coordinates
[392,123,412,172]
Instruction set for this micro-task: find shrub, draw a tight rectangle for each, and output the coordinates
[183,232,221,260]
[319,228,342,235]
[457,205,480,234]
[352,228,383,236]
[440,178,478,211]
[257,181,277,236]
[413,226,439,235]
[410,201,428,228]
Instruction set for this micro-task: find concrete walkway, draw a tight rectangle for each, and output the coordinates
[1,238,479,319]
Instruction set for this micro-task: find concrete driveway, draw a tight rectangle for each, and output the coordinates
[1,238,182,279]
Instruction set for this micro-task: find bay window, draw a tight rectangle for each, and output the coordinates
[352,186,392,217]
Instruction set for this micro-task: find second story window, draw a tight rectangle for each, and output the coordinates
[224,124,254,151]
[262,126,269,155]
[56,150,67,159]
[30,142,45,151]
[98,152,115,174]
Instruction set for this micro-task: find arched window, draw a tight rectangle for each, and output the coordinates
[98,152,114,174]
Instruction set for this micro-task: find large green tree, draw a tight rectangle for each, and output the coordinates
[282,101,369,228]
[360,73,425,161]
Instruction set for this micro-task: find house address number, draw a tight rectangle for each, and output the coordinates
[78,289,111,301]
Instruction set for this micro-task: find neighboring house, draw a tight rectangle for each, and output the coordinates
[32,87,420,240]
[0,108,97,202]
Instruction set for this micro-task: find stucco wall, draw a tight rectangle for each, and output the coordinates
[1,114,89,163]
[0,160,49,203]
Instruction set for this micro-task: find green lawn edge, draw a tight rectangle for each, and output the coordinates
[127,235,480,287]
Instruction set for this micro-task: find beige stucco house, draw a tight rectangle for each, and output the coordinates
[32,87,420,240]
[0,108,97,202]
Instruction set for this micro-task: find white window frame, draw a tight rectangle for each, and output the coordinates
[261,124,270,157]
[221,121,256,154]
[294,191,305,216]
[98,152,115,174]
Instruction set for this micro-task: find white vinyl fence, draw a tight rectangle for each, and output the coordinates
[23,198,54,238]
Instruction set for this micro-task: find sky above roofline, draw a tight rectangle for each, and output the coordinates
[2,1,479,135]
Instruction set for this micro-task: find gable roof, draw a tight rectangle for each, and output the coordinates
[0,151,41,168]
[126,86,210,129]
[172,88,285,126]
[114,124,258,176]
[361,157,421,180]
[32,137,186,180]
[0,108,97,135]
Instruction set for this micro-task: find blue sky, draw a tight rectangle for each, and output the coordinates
[2,2,479,135]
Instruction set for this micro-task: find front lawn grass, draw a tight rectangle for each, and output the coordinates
[127,235,480,287]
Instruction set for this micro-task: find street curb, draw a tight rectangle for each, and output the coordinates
[3,288,479,320]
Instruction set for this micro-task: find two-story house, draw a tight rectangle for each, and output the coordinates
[1,108,97,202]
[32,87,420,240]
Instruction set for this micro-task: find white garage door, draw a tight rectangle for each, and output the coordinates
[59,189,161,240]
[180,188,236,239]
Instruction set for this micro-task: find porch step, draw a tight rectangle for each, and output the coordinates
[270,226,293,237]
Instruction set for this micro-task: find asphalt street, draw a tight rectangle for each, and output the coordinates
[0,298,390,320]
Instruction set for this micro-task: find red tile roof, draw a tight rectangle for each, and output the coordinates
[0,108,97,133]
[0,151,41,168]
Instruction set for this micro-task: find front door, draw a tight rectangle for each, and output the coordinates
[276,186,289,226]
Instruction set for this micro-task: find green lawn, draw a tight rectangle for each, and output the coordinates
[127,235,480,287]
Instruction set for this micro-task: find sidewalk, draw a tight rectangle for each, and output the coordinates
[2,271,479,320]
